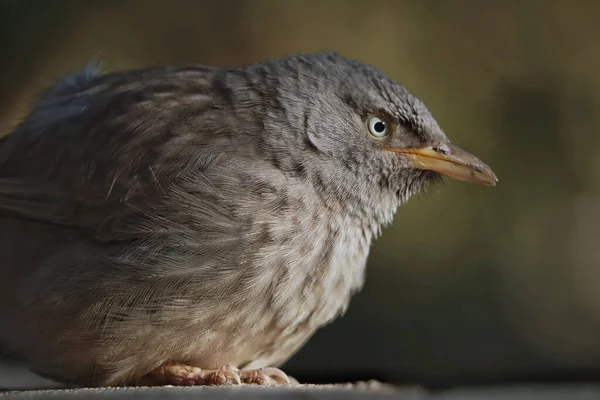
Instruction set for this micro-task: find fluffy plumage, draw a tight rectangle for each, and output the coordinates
[0,52,468,386]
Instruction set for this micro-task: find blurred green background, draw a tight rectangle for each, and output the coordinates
[2,0,600,388]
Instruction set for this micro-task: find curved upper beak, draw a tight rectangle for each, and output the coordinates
[385,143,498,186]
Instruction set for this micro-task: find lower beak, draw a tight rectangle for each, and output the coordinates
[386,143,498,186]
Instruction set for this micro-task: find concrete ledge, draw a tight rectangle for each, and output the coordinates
[3,384,600,400]
[0,382,417,400]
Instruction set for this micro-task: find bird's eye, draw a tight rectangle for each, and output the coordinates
[367,117,389,138]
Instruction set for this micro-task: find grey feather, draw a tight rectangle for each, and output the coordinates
[0,52,446,386]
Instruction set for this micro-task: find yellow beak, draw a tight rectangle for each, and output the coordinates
[386,143,497,186]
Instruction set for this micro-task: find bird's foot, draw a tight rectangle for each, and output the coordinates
[147,362,293,386]
[239,367,292,385]
[148,363,241,386]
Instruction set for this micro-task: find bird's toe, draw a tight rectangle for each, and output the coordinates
[239,367,293,385]
[147,363,242,386]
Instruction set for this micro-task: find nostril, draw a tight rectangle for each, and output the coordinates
[433,143,450,155]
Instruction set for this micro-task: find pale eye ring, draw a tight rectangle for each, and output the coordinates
[367,117,388,138]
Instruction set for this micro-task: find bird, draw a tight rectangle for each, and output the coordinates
[0,52,497,388]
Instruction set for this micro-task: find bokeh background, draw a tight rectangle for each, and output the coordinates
[2,0,600,390]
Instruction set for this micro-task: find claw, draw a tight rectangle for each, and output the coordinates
[239,367,291,385]
[262,367,292,384]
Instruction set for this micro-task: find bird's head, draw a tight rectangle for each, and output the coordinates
[245,52,497,221]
